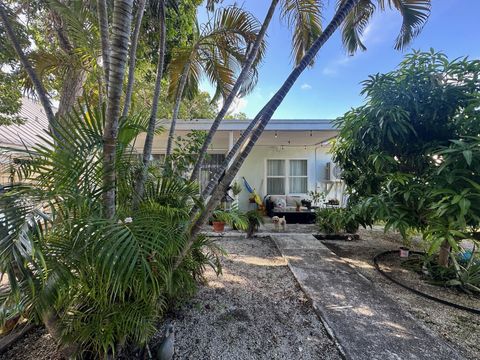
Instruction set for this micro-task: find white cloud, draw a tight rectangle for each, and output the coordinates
[322,55,354,76]
[322,67,337,76]
[300,83,312,90]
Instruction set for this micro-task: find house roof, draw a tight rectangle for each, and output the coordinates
[0,97,51,149]
[157,118,336,131]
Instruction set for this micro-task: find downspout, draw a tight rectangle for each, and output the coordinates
[314,145,321,194]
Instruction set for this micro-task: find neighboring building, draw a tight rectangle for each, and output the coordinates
[0,97,51,186]
[135,119,345,211]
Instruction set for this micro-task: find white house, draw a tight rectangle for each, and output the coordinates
[134,119,345,211]
[0,100,345,209]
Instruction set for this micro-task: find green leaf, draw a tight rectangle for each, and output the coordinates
[462,150,473,165]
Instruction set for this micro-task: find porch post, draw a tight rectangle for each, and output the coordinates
[228,131,234,166]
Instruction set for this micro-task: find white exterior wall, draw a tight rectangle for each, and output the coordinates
[234,145,335,211]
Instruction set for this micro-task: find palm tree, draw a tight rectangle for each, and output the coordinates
[133,0,167,207]
[191,0,323,183]
[197,0,431,198]
[0,101,220,357]
[165,6,263,156]
[97,0,110,94]
[102,0,134,219]
[122,0,147,117]
[178,0,431,268]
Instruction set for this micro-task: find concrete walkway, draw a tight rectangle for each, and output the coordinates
[271,233,465,360]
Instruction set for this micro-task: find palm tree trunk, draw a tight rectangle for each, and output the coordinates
[50,9,87,120]
[97,0,111,95]
[189,0,279,182]
[133,0,166,208]
[56,65,87,118]
[166,61,191,156]
[0,2,56,127]
[42,310,78,358]
[122,0,147,118]
[102,0,134,219]
[176,0,362,269]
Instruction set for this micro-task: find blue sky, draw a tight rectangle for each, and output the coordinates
[199,1,480,120]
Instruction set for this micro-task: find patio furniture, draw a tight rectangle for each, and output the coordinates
[271,209,316,224]
[265,194,309,217]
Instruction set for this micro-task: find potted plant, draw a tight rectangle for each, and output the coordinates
[399,234,412,258]
[308,190,325,207]
[246,210,264,238]
[211,207,248,233]
[230,181,242,196]
[210,209,229,232]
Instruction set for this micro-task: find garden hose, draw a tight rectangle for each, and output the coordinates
[373,250,480,315]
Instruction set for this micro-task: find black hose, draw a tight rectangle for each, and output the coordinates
[373,250,480,315]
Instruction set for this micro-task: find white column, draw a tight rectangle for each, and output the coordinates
[228,131,234,166]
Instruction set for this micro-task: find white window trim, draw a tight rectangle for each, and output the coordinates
[265,158,308,195]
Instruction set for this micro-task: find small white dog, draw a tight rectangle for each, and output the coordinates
[272,216,287,231]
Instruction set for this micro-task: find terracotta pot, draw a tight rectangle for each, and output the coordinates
[399,247,410,258]
[212,221,225,233]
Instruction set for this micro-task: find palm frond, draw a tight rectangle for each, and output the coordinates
[281,0,323,66]
[338,0,376,54]
[387,0,431,50]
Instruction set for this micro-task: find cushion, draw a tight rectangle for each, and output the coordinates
[286,195,303,207]
[274,197,286,209]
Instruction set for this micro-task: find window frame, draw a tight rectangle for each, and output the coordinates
[265,158,308,195]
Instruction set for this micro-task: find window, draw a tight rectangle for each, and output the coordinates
[266,159,308,194]
[200,153,226,193]
[267,160,285,195]
[289,160,307,193]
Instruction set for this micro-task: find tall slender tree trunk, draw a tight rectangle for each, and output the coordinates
[177,0,362,269]
[56,65,87,118]
[166,61,191,156]
[102,0,134,219]
[122,0,147,118]
[190,0,279,182]
[50,4,87,120]
[133,0,166,207]
[0,2,56,127]
[97,0,111,95]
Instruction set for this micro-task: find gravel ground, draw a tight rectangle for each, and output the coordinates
[322,227,480,360]
[0,235,341,360]
[0,327,61,360]
[167,235,342,360]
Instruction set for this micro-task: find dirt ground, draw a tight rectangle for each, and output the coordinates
[167,236,341,360]
[322,227,480,360]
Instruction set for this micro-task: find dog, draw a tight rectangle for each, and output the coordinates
[272,216,287,231]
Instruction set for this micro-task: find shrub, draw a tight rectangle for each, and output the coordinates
[316,208,359,234]
[245,210,264,237]
[0,104,222,357]
[333,50,480,267]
